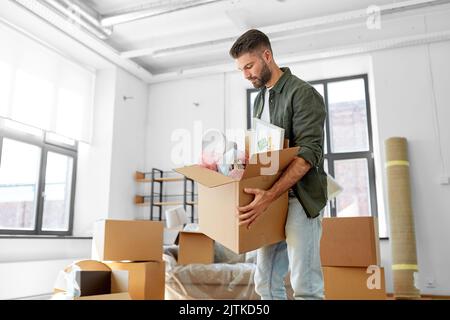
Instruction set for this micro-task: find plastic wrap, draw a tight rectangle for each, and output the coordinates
[51,260,115,300]
[163,245,260,300]
[52,262,83,300]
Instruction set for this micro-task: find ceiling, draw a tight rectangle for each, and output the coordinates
[48,0,398,73]
[10,0,450,80]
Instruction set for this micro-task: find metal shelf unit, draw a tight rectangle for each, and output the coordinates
[134,169,196,222]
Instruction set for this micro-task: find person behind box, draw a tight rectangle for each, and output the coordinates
[229,29,328,300]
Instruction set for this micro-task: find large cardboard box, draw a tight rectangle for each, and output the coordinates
[323,266,386,300]
[106,261,165,300]
[320,217,380,267]
[92,219,164,262]
[175,146,299,254]
[177,231,214,265]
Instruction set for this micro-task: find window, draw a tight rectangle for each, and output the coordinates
[246,90,259,129]
[0,120,77,235]
[247,74,384,237]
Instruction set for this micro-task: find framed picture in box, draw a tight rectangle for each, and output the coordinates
[251,118,285,155]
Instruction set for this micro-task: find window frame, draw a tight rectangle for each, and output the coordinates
[0,124,77,236]
[310,74,378,218]
[246,74,378,219]
[246,89,257,129]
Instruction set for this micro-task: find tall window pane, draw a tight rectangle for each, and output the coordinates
[328,79,369,153]
[41,152,73,231]
[0,139,41,230]
[334,158,371,217]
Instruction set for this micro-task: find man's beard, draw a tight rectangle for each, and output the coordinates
[249,61,272,88]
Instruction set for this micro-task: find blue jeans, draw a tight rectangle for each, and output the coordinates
[254,197,324,300]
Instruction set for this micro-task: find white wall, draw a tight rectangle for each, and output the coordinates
[371,42,450,296]
[146,74,226,171]
[0,259,78,300]
[74,67,149,231]
[73,68,117,236]
[224,71,249,133]
[145,44,450,295]
[108,68,148,220]
[75,67,149,229]
[144,74,226,220]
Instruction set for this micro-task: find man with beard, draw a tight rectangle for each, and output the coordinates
[229,29,328,300]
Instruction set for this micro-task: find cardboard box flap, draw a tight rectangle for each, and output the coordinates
[174,165,235,188]
[65,260,111,273]
[241,146,299,180]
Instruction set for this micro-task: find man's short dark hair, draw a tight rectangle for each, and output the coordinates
[229,29,272,59]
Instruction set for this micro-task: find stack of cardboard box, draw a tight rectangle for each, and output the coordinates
[320,217,387,300]
[91,219,166,300]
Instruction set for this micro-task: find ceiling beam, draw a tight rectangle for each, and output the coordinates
[39,0,112,39]
[148,29,450,83]
[120,0,450,59]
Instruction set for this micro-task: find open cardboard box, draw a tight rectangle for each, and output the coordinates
[175,142,299,254]
[176,231,215,265]
[106,261,165,300]
[53,260,130,300]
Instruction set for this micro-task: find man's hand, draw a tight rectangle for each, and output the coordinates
[236,156,312,230]
[237,188,274,229]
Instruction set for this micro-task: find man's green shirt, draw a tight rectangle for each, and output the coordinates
[253,67,328,218]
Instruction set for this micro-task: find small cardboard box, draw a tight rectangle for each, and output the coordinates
[323,266,386,300]
[92,219,164,262]
[175,146,299,254]
[53,260,130,300]
[177,231,214,265]
[320,217,380,267]
[106,261,165,300]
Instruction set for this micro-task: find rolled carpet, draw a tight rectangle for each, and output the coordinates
[385,137,421,299]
